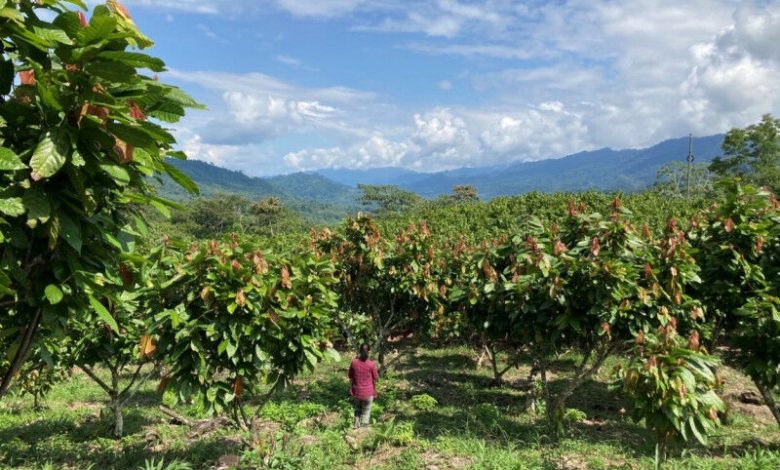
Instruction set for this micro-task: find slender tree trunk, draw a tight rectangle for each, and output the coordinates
[110,367,123,438]
[755,381,780,426]
[549,346,612,425]
[476,343,489,369]
[112,398,124,438]
[0,309,42,400]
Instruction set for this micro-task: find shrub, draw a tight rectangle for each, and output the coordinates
[411,393,438,412]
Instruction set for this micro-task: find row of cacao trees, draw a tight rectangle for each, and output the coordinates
[0,1,777,465]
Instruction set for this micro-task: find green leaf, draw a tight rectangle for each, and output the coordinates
[44,284,64,305]
[88,295,119,332]
[30,130,69,181]
[22,189,50,227]
[85,60,135,82]
[226,342,237,358]
[100,163,131,186]
[59,212,82,253]
[688,415,707,445]
[77,15,117,45]
[163,161,199,195]
[106,122,155,148]
[97,51,166,72]
[33,25,73,45]
[0,198,25,217]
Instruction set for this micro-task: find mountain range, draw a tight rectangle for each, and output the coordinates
[158,133,725,207]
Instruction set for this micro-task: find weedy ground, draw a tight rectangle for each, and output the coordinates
[1,346,778,469]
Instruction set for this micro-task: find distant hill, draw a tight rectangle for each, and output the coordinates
[313,134,725,198]
[157,134,726,216]
[156,159,360,224]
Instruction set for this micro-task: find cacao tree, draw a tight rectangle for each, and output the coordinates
[466,199,709,432]
[616,323,725,468]
[690,180,780,424]
[150,235,340,430]
[314,216,443,370]
[65,250,159,438]
[0,0,199,398]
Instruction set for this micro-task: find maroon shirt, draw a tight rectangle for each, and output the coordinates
[348,358,378,400]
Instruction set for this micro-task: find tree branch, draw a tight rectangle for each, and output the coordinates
[79,365,114,395]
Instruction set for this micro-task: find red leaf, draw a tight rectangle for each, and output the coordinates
[19,70,36,85]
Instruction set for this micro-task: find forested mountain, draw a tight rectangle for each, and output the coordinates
[155,159,360,224]
[427,134,724,197]
[314,134,725,198]
[157,134,725,206]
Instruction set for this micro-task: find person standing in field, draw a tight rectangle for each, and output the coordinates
[348,343,378,429]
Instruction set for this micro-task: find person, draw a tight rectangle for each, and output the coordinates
[348,343,378,429]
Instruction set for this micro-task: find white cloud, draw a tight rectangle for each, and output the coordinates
[154,0,780,175]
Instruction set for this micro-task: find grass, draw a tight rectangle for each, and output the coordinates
[1,346,778,469]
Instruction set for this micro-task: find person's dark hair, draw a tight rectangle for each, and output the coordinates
[358,343,370,360]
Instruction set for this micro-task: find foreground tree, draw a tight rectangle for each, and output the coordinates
[151,236,340,430]
[0,1,199,398]
[467,199,711,433]
[691,180,780,425]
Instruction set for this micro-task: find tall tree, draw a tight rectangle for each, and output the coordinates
[358,184,422,215]
[710,114,780,190]
[0,1,199,398]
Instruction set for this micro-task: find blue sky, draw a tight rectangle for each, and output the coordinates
[109,0,780,175]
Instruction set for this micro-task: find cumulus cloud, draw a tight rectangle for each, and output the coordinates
[682,2,780,128]
[281,103,593,172]
[152,0,780,175]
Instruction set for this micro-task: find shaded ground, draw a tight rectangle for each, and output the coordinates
[1,346,778,469]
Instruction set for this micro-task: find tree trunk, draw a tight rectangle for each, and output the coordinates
[548,346,611,427]
[0,309,42,400]
[112,399,124,438]
[476,344,490,369]
[755,381,780,426]
[110,367,123,438]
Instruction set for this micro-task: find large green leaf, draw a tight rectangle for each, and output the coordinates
[163,161,199,195]
[97,51,165,71]
[30,130,69,181]
[100,163,131,186]
[77,15,117,45]
[88,295,119,332]
[0,197,25,217]
[0,147,26,171]
[33,25,73,46]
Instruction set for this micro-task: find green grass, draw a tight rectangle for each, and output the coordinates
[1,346,778,469]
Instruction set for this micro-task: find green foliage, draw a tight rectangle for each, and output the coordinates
[710,114,780,190]
[150,236,340,427]
[169,194,308,240]
[689,179,780,423]
[313,216,443,367]
[410,393,438,412]
[358,184,422,215]
[615,324,725,463]
[260,400,327,429]
[141,459,192,470]
[562,408,587,424]
[0,0,198,398]
[366,417,415,449]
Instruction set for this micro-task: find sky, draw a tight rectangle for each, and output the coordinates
[106,0,780,176]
